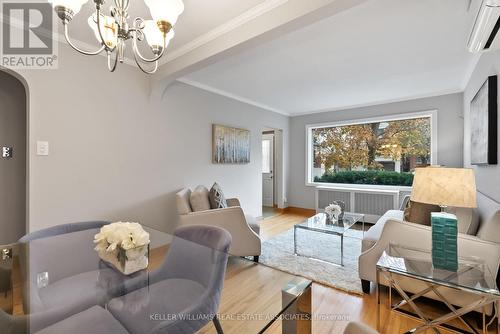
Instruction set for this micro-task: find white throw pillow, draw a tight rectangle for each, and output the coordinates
[446,207,479,235]
[190,186,211,212]
[477,210,500,243]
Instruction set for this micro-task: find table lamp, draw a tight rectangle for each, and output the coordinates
[411,167,477,271]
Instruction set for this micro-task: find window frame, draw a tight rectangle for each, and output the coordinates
[305,110,438,188]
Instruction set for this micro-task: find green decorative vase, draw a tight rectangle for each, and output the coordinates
[431,212,458,271]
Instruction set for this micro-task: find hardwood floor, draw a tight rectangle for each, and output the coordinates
[255,212,496,334]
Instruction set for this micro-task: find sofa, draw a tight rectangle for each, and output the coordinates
[176,187,261,261]
[359,191,500,312]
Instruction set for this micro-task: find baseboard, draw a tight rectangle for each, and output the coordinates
[284,207,316,216]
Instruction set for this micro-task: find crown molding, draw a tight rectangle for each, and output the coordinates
[160,0,289,65]
[290,88,464,117]
[177,77,290,116]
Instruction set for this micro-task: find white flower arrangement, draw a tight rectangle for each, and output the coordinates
[94,222,151,275]
[325,203,342,221]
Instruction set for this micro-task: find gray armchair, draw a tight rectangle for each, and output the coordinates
[176,187,260,261]
[107,225,232,334]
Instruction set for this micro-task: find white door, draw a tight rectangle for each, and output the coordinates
[262,134,274,207]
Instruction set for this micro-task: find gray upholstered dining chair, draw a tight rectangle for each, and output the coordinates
[18,221,110,243]
[35,306,130,334]
[0,303,117,334]
[343,322,379,334]
[107,225,232,334]
[18,221,113,314]
[16,220,144,333]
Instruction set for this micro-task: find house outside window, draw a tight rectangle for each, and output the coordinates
[306,111,437,187]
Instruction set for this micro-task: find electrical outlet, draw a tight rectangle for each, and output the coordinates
[37,272,49,288]
[36,141,49,156]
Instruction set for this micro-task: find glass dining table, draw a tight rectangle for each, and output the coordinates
[0,225,312,334]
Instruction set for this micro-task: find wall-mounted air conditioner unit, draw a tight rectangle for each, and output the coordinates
[468,0,500,53]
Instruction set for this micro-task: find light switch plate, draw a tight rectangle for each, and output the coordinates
[36,141,49,156]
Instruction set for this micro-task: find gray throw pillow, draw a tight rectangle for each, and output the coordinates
[209,183,227,209]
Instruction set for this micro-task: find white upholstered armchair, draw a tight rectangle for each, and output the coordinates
[176,187,261,262]
[358,192,500,313]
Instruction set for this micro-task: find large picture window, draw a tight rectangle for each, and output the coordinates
[306,111,437,187]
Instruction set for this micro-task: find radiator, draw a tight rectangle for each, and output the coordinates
[315,186,410,223]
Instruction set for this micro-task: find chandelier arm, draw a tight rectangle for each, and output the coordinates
[95,7,116,53]
[107,50,119,72]
[133,51,159,74]
[131,28,166,63]
[64,23,106,56]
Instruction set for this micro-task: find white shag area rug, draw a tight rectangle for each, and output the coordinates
[260,228,363,295]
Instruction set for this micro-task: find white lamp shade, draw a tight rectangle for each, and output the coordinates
[143,20,175,48]
[48,0,88,15]
[144,0,184,26]
[88,14,118,49]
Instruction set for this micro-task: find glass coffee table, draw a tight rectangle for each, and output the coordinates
[376,243,500,334]
[294,212,365,266]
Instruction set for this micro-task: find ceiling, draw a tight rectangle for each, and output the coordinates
[179,0,479,116]
[60,0,264,55]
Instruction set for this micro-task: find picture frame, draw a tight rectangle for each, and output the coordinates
[470,75,498,165]
[212,124,251,164]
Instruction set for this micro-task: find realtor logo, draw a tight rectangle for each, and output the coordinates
[1,0,58,69]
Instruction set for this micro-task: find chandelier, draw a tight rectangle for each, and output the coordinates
[48,0,184,73]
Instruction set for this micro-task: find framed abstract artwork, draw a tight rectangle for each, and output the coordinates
[470,75,498,165]
[212,124,251,164]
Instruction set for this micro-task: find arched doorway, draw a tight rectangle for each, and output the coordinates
[0,69,27,244]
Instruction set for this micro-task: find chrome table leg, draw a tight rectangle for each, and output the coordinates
[340,234,344,266]
[376,269,381,331]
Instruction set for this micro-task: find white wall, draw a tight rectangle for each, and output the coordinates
[13,43,289,233]
[464,50,500,202]
[289,93,464,209]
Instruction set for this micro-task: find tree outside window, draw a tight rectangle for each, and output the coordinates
[311,117,431,186]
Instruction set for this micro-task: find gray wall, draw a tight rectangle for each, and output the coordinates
[157,83,289,230]
[16,44,289,233]
[0,70,27,243]
[289,93,464,209]
[464,50,500,202]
